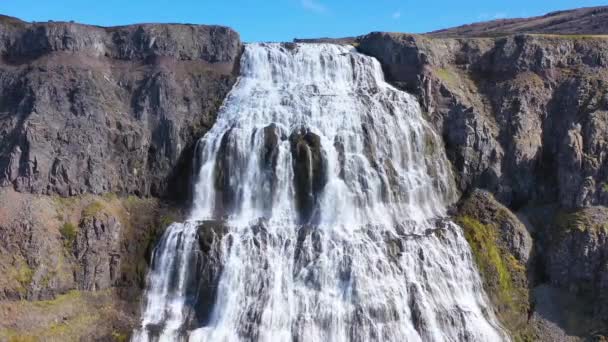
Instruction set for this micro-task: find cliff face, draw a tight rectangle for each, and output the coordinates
[0,18,241,340]
[359,33,608,210]
[358,32,608,339]
[0,17,242,199]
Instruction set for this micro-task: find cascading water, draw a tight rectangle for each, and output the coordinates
[133,43,509,342]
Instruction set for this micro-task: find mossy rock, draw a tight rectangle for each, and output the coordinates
[59,222,78,249]
[456,214,534,341]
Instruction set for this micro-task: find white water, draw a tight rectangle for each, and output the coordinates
[133,43,508,342]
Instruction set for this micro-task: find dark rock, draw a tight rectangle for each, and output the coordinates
[259,124,283,214]
[545,207,608,320]
[192,220,227,326]
[213,127,239,216]
[74,210,122,291]
[0,19,242,201]
[289,128,327,224]
[457,189,533,263]
[454,190,534,340]
[358,32,608,210]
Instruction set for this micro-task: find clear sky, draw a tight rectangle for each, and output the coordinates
[0,1,604,42]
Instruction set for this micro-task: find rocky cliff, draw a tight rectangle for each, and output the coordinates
[358,29,608,340]
[0,16,242,199]
[0,17,242,340]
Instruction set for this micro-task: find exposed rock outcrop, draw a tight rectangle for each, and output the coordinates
[455,190,534,340]
[546,207,608,321]
[289,128,327,224]
[359,29,608,340]
[358,32,608,210]
[457,189,533,263]
[0,188,182,339]
[0,18,242,200]
[0,20,242,338]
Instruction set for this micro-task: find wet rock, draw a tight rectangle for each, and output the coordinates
[289,128,327,224]
[193,220,227,326]
[259,124,283,213]
[213,127,240,216]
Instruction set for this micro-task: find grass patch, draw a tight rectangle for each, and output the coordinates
[59,222,78,249]
[434,67,459,87]
[555,210,607,235]
[15,264,33,291]
[82,201,105,218]
[112,331,129,342]
[102,192,118,201]
[0,291,98,341]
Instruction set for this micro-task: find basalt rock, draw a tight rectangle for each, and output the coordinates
[289,128,327,224]
[192,220,227,326]
[457,189,533,263]
[545,207,608,321]
[74,211,122,291]
[358,32,608,210]
[0,18,242,201]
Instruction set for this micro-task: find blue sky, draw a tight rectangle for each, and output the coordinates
[0,1,604,42]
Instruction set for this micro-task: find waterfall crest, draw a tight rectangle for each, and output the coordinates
[133,43,508,342]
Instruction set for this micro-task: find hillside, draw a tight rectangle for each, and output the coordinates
[428,6,608,37]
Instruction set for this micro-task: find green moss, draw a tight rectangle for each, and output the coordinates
[59,222,78,249]
[457,215,532,339]
[459,217,514,301]
[33,290,82,309]
[125,195,140,207]
[554,209,608,235]
[602,182,608,193]
[82,201,105,218]
[52,196,76,207]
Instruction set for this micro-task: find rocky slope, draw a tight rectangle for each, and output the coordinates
[0,17,242,340]
[0,15,242,200]
[429,6,608,37]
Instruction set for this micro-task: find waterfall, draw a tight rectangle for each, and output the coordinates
[133,43,508,342]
